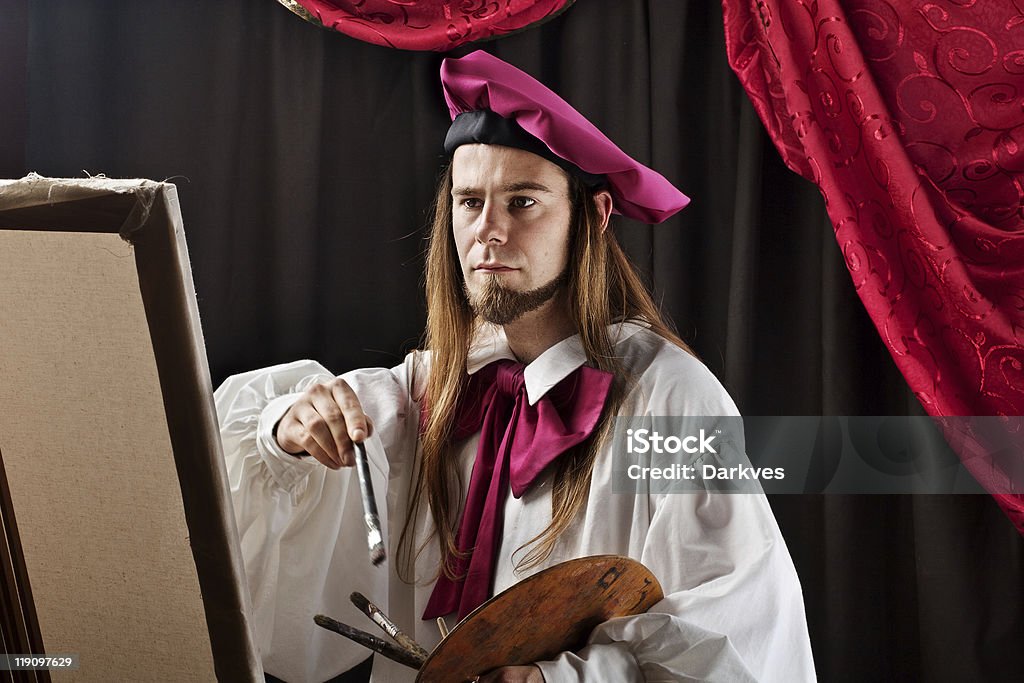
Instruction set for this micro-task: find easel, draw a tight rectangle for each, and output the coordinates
[0,176,262,682]
[0,454,47,683]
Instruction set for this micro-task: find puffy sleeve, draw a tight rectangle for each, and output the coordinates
[535,340,815,682]
[214,357,420,683]
[534,491,812,682]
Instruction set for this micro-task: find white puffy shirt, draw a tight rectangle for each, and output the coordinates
[215,322,816,682]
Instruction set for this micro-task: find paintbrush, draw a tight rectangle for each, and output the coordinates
[350,591,430,661]
[353,440,385,565]
[314,614,424,670]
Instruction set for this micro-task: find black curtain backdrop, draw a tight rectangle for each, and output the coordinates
[7,1,1023,681]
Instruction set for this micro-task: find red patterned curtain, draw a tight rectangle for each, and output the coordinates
[278,0,575,51]
[723,0,1024,532]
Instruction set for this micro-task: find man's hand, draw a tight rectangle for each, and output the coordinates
[476,665,544,682]
[275,377,372,469]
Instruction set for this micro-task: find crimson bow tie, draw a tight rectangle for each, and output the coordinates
[422,358,613,621]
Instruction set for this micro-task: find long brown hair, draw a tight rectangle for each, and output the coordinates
[397,162,693,582]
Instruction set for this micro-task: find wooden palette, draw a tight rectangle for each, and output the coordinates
[416,555,663,682]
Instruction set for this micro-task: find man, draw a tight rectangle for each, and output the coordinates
[217,51,815,682]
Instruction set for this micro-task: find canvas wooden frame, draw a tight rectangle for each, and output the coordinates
[0,176,262,682]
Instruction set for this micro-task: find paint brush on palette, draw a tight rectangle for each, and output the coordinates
[313,615,425,670]
[350,591,430,661]
[318,556,665,682]
[353,440,385,565]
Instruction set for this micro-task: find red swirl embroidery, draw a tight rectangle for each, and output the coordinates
[723,0,1024,530]
[287,0,574,51]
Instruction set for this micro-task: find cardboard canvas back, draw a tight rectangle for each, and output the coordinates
[0,176,262,682]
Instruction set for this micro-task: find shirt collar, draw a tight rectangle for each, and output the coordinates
[466,321,648,405]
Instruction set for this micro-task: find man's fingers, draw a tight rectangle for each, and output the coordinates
[330,380,371,443]
[276,379,371,470]
[304,438,342,470]
[292,403,344,468]
[310,390,353,465]
[476,666,543,683]
[278,409,339,469]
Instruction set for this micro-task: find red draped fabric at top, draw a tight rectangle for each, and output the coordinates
[723,0,1024,532]
[280,0,575,51]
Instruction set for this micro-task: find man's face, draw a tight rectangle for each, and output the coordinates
[451,144,573,325]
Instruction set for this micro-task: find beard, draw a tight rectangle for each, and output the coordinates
[465,267,569,325]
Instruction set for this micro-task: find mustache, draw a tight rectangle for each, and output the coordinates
[463,266,569,325]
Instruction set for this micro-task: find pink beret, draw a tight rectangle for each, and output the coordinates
[440,51,690,224]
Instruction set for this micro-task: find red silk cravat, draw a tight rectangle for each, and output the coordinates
[422,359,613,621]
